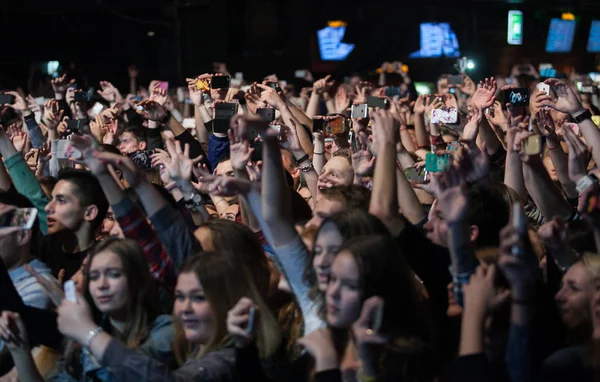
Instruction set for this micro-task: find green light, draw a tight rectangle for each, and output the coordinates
[508,10,523,45]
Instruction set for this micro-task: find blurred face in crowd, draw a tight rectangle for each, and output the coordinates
[72,255,90,294]
[89,250,129,317]
[118,132,146,155]
[326,250,362,328]
[0,203,31,269]
[174,272,214,344]
[423,199,449,247]
[317,157,354,192]
[215,159,238,203]
[45,180,90,235]
[305,196,344,228]
[437,77,449,95]
[555,262,594,332]
[313,221,344,292]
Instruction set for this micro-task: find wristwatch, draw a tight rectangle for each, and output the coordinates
[572,109,592,124]
[159,110,172,124]
[576,174,598,194]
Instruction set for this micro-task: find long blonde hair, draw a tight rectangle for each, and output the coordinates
[172,251,281,365]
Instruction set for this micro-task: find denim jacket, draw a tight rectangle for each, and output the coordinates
[48,314,175,382]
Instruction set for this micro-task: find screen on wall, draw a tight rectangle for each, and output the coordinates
[545,18,576,53]
[409,22,460,58]
[317,25,355,61]
[587,20,600,53]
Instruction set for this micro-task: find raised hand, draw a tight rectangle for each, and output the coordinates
[498,222,537,300]
[436,164,468,225]
[2,91,28,113]
[94,151,145,188]
[136,100,167,121]
[0,311,30,352]
[540,79,583,115]
[10,128,28,153]
[312,75,334,95]
[538,217,568,250]
[278,121,303,153]
[151,139,202,183]
[25,95,42,116]
[226,297,258,348]
[51,74,74,95]
[470,77,497,110]
[485,101,509,131]
[352,296,388,348]
[413,95,427,116]
[97,81,122,104]
[257,84,285,110]
[228,115,254,171]
[464,264,511,314]
[128,64,138,78]
[334,86,350,113]
[149,87,168,106]
[57,294,96,343]
[352,133,375,177]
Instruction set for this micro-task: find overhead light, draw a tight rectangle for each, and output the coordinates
[147,31,155,37]
[327,20,347,28]
[561,12,575,21]
[466,60,475,70]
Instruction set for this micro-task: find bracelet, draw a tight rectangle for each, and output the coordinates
[294,153,310,164]
[158,110,172,124]
[572,109,592,124]
[313,152,324,155]
[299,163,314,173]
[84,327,104,348]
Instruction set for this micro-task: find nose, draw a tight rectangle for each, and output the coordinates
[423,219,433,232]
[555,288,566,304]
[328,280,340,300]
[109,223,124,238]
[45,200,54,214]
[98,275,109,289]
[320,252,333,269]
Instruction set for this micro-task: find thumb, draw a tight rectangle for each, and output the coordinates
[57,269,65,284]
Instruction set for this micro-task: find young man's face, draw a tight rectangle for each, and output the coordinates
[118,132,146,154]
[45,180,89,235]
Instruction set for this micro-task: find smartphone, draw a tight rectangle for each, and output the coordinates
[0,208,37,230]
[0,94,15,105]
[430,108,458,124]
[246,306,256,334]
[324,117,348,136]
[64,280,77,303]
[133,95,143,102]
[128,150,155,170]
[196,78,211,91]
[449,88,456,94]
[351,104,368,119]
[371,302,384,332]
[213,102,238,134]
[211,75,231,90]
[384,87,401,97]
[366,95,388,109]
[581,85,596,95]
[404,167,428,183]
[448,75,463,86]
[504,88,530,106]
[235,72,244,81]
[91,102,104,116]
[158,81,169,91]
[26,149,39,168]
[511,202,526,257]
[56,139,82,160]
[270,124,281,137]
[74,89,93,103]
[256,107,275,122]
[592,116,600,126]
[295,70,307,78]
[425,153,451,173]
[66,119,84,134]
[313,119,325,132]
[268,82,282,93]
[536,83,550,95]
[524,135,542,156]
[564,122,580,136]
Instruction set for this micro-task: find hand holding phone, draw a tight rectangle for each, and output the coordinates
[504,88,530,107]
[64,280,77,303]
[351,104,368,119]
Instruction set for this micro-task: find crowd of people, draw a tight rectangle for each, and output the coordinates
[0,59,598,381]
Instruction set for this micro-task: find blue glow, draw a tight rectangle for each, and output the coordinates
[410,23,460,58]
[317,26,355,61]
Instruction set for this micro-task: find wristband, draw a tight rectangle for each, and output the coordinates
[299,163,314,173]
[159,110,172,124]
[294,153,309,164]
[313,152,324,155]
[84,327,104,349]
[572,109,592,124]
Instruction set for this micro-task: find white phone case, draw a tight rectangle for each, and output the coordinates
[64,280,77,303]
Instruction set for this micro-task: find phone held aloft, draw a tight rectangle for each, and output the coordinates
[313,117,349,136]
[430,108,458,124]
[425,153,451,173]
[366,95,388,109]
[74,89,94,103]
[0,208,38,230]
[351,104,368,119]
[256,107,275,122]
[213,102,239,134]
[0,93,16,105]
[404,167,428,183]
[504,88,530,107]
[128,150,156,170]
[210,75,231,90]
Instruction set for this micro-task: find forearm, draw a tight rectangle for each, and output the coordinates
[167,117,186,136]
[324,97,335,115]
[294,153,318,200]
[396,152,415,170]
[395,167,426,224]
[400,127,417,153]
[523,157,572,221]
[234,169,260,231]
[281,107,313,157]
[0,161,12,191]
[97,173,126,205]
[134,181,168,218]
[459,309,486,356]
[193,107,208,144]
[9,350,44,382]
[504,151,525,200]
[312,144,325,175]
[547,145,578,198]
[577,116,600,166]
[129,77,136,95]
[414,113,429,148]
[286,100,313,129]
[369,142,399,227]
[448,222,478,307]
[306,93,320,119]
[477,119,501,155]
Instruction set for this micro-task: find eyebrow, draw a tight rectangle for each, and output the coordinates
[90,267,123,273]
[175,288,204,294]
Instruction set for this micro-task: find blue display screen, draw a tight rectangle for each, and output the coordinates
[545,19,576,53]
[587,20,600,53]
[317,26,355,61]
[409,22,460,58]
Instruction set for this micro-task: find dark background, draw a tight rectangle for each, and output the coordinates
[0,0,599,92]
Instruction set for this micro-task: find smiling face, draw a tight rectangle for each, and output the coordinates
[88,250,129,317]
[174,272,214,344]
[313,221,344,292]
[317,157,354,192]
[326,250,362,329]
[44,180,89,235]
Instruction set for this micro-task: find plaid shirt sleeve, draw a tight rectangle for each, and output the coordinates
[116,202,177,292]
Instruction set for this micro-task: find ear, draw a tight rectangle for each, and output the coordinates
[84,205,99,224]
[468,225,479,244]
[291,167,300,178]
[16,229,31,246]
[139,141,147,150]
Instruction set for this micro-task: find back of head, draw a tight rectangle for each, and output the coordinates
[57,169,109,229]
[466,182,511,248]
[320,185,371,211]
